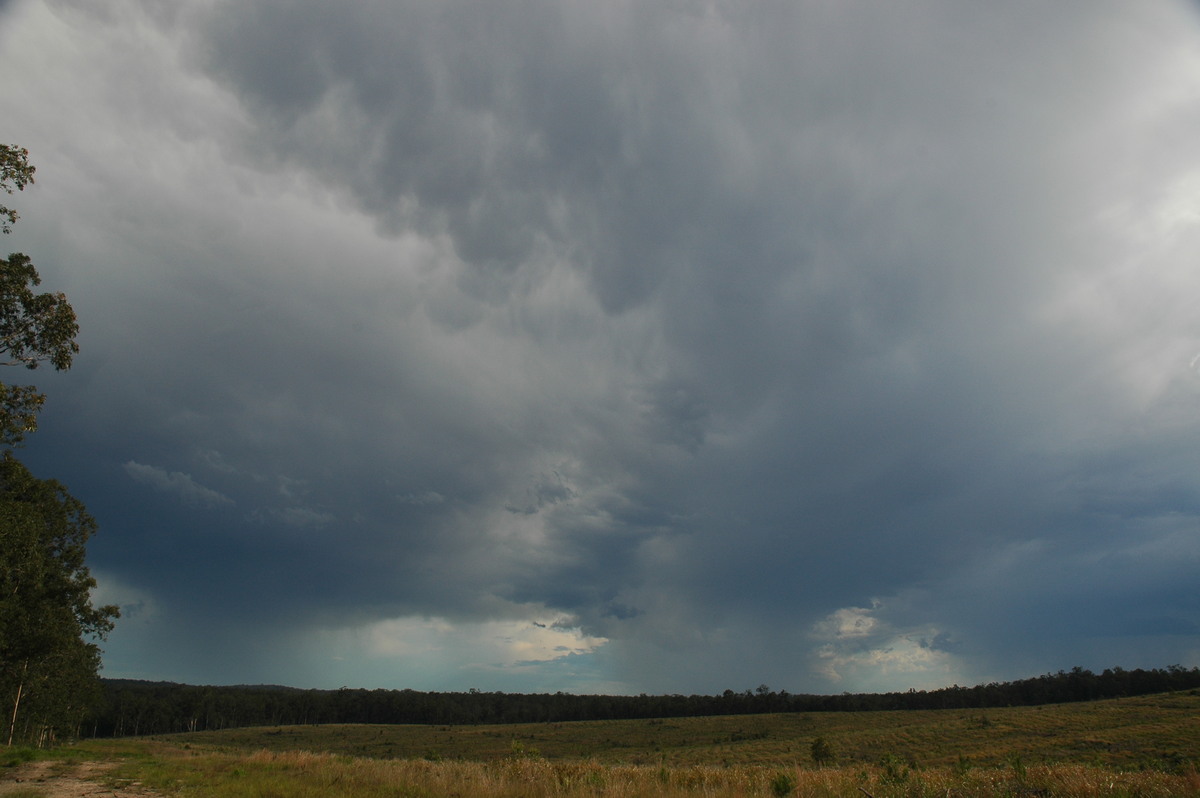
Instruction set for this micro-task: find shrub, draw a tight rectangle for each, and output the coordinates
[770,770,796,796]
[879,753,909,785]
[810,736,835,766]
[1,748,37,768]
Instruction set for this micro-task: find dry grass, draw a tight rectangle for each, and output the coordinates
[82,745,1200,797]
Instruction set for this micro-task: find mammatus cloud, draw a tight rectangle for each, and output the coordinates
[123,461,234,509]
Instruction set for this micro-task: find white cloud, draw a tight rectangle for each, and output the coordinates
[354,615,607,666]
[814,636,961,690]
[811,604,882,640]
[810,601,968,691]
[285,614,610,691]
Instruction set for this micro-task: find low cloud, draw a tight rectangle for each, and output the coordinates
[255,507,336,529]
[810,601,968,691]
[287,615,611,692]
[811,604,883,641]
[398,491,445,506]
[123,461,234,509]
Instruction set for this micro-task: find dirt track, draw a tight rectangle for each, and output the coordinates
[0,759,166,797]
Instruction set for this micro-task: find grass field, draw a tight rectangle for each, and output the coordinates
[11,690,1200,796]
[150,689,1200,770]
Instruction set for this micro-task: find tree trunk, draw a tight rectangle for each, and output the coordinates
[6,661,27,746]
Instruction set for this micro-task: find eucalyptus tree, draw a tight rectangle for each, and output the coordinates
[0,454,116,744]
[0,145,79,446]
[0,145,114,745]
[0,145,34,235]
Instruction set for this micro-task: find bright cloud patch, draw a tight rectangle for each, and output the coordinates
[294,615,610,691]
[359,616,606,665]
[91,570,159,624]
[811,604,883,641]
[810,602,967,692]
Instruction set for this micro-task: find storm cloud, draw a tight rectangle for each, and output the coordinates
[1,0,1198,693]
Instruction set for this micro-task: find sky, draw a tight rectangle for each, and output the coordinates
[1,0,1199,696]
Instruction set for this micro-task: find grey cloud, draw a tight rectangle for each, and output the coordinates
[257,507,336,529]
[920,633,961,654]
[192,0,1200,686]
[2,0,1199,692]
[505,472,575,515]
[398,491,445,506]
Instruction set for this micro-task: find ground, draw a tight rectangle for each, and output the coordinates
[0,759,165,798]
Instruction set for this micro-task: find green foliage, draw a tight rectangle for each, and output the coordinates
[508,739,541,759]
[0,383,44,447]
[0,252,80,372]
[0,746,38,767]
[0,454,118,745]
[89,665,1200,737]
[0,144,34,234]
[0,145,107,747]
[878,753,909,785]
[810,735,835,766]
[769,770,796,796]
[0,146,79,446]
[1010,752,1026,784]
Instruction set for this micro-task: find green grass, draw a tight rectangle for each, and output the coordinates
[0,746,40,769]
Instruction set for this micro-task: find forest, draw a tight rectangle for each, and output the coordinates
[90,664,1200,738]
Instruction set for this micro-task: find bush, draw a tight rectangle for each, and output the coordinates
[810,736,835,766]
[770,770,797,796]
[1,747,37,768]
[879,753,910,785]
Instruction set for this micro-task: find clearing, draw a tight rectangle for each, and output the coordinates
[0,758,164,798]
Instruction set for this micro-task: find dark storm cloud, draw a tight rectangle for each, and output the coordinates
[1,0,1199,691]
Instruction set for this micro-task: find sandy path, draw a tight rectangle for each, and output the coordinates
[0,759,167,797]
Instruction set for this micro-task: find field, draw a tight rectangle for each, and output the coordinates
[154,689,1200,770]
[6,690,1199,797]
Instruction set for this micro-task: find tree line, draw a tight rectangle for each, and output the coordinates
[89,665,1200,737]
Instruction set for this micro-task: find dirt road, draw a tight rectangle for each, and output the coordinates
[0,759,166,797]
